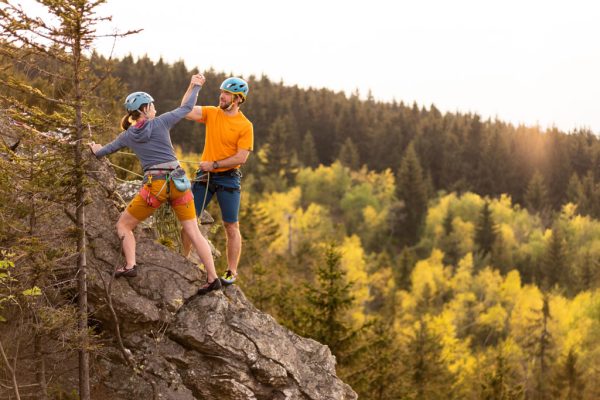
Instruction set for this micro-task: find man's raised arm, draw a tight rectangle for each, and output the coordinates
[182,73,205,120]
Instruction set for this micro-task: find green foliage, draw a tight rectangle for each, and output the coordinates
[395,247,416,290]
[541,225,568,290]
[401,318,455,399]
[551,348,585,400]
[299,130,319,168]
[338,137,360,170]
[525,171,550,215]
[298,243,356,355]
[480,346,523,400]
[348,321,405,399]
[522,295,555,399]
[237,197,286,314]
[396,142,429,246]
[475,201,498,259]
[1,2,133,398]
[101,54,600,218]
[4,28,600,399]
[0,252,16,322]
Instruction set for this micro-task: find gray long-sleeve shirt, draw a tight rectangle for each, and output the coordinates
[95,85,201,171]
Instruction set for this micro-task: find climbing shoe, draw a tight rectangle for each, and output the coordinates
[197,278,222,296]
[219,270,237,286]
[115,265,137,278]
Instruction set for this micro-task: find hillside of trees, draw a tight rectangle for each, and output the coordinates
[108,54,600,399]
[104,54,600,217]
[2,5,600,398]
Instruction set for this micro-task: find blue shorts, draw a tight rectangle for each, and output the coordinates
[192,170,241,223]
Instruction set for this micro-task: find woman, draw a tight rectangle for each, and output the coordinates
[90,74,221,295]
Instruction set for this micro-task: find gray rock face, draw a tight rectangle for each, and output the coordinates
[85,157,357,400]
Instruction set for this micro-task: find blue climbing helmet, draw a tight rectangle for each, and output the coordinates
[220,77,249,103]
[124,91,154,112]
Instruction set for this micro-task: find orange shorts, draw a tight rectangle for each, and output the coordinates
[126,179,196,222]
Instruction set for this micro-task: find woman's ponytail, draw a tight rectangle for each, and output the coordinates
[120,114,132,130]
[120,106,145,130]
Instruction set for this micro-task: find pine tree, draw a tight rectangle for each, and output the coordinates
[579,171,600,218]
[551,348,585,400]
[544,129,573,208]
[394,247,415,290]
[238,201,281,312]
[522,295,555,400]
[0,113,75,400]
[443,208,454,236]
[338,136,360,170]
[300,244,356,355]
[462,114,484,187]
[1,2,136,398]
[440,208,460,266]
[349,321,404,400]
[300,130,319,168]
[480,348,523,400]
[263,115,299,190]
[297,243,367,387]
[541,226,568,290]
[574,251,599,292]
[536,296,553,400]
[491,232,513,275]
[566,173,584,209]
[474,201,498,259]
[401,318,454,399]
[525,171,550,214]
[395,142,429,246]
[479,129,512,197]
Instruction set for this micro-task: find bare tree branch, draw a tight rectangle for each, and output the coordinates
[0,339,21,400]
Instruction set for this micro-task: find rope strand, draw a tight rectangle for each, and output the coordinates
[116,151,199,165]
[105,159,144,178]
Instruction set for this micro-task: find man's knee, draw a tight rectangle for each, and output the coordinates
[223,221,240,236]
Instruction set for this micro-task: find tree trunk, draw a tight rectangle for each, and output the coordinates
[0,339,21,400]
[73,16,90,400]
[34,334,48,400]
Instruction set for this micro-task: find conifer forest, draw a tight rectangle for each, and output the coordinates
[2,1,600,399]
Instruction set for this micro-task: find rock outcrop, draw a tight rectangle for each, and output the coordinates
[84,156,357,399]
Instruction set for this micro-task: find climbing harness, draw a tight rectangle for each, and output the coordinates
[193,169,241,215]
[193,169,241,194]
[140,166,193,208]
[105,153,241,215]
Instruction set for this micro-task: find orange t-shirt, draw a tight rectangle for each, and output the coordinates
[198,106,253,172]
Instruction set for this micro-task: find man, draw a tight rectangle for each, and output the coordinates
[181,74,253,286]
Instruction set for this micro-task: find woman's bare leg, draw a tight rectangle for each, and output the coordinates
[180,219,218,282]
[116,211,140,269]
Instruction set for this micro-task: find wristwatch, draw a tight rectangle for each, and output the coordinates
[212,161,219,170]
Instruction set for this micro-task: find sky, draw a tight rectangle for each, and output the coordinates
[16,0,600,133]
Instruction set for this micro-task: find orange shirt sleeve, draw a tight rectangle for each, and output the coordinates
[237,123,254,151]
[199,106,216,123]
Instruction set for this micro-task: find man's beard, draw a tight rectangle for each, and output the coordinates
[219,99,232,110]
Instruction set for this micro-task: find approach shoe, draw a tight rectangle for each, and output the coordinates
[219,270,237,286]
[115,265,137,278]
[197,278,222,296]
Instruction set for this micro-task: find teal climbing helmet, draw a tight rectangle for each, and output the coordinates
[124,91,154,112]
[220,77,249,102]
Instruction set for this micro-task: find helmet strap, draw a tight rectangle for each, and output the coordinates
[224,94,237,111]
